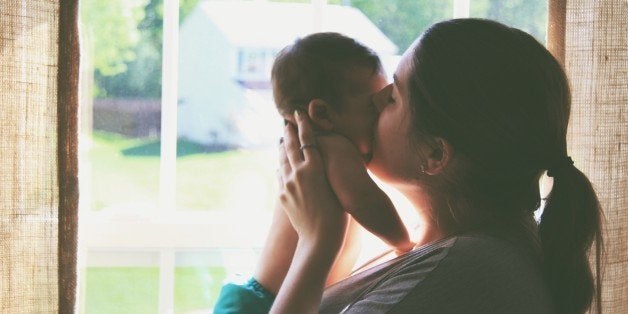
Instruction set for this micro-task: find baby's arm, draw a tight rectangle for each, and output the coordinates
[318,135,414,254]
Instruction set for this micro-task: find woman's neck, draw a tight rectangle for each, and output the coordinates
[396,184,448,247]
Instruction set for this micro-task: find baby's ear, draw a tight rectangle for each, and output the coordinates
[306,99,335,131]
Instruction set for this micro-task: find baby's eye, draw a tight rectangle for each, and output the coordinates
[388,95,396,104]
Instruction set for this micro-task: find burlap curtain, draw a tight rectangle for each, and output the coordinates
[0,1,79,313]
[549,0,628,313]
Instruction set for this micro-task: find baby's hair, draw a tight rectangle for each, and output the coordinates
[271,32,383,115]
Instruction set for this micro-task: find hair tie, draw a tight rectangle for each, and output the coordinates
[547,156,574,177]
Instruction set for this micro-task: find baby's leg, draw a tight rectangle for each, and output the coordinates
[254,202,363,292]
[318,135,414,254]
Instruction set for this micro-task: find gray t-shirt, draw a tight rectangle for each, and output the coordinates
[320,234,554,313]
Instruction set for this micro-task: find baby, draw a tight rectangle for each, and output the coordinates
[271,33,414,256]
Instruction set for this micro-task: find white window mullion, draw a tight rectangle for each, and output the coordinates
[453,0,471,18]
[159,249,176,314]
[159,0,180,217]
[159,1,179,313]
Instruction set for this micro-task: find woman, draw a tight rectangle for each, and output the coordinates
[218,19,603,314]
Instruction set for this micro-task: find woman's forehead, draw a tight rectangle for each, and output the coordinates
[394,52,414,93]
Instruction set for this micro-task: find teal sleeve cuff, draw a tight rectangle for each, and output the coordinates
[213,278,275,314]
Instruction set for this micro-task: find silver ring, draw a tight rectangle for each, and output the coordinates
[299,144,317,151]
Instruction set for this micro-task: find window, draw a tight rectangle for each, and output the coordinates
[237,48,276,81]
[78,0,547,312]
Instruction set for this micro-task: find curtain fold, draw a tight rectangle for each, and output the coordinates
[1,1,79,313]
[550,0,628,313]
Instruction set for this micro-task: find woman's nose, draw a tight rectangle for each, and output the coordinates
[372,84,392,113]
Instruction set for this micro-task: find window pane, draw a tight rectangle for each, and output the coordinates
[470,0,548,44]
[176,0,283,213]
[83,251,160,313]
[80,0,162,213]
[173,250,258,312]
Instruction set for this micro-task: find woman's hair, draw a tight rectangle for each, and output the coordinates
[271,32,383,115]
[407,19,603,313]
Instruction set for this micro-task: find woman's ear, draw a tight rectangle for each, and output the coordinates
[424,137,453,175]
[306,99,335,131]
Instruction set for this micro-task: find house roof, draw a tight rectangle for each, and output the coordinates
[197,0,398,54]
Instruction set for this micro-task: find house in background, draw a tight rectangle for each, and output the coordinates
[178,0,398,148]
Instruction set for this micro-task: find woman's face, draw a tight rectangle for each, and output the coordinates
[368,50,422,186]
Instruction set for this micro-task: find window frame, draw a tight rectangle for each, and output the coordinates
[77,1,472,312]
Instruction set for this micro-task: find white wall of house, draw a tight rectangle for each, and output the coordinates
[178,7,248,146]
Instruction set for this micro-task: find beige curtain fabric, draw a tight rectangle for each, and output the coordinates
[1,1,79,313]
[551,0,628,312]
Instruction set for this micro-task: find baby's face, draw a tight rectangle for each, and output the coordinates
[332,67,388,163]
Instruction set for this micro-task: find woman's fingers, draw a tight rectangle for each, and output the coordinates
[283,121,302,167]
[278,138,289,191]
[294,109,322,164]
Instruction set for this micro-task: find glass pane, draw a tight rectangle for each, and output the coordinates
[176,0,283,213]
[470,0,548,44]
[83,251,160,314]
[174,250,258,313]
[80,0,162,213]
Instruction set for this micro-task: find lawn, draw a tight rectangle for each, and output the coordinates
[88,131,278,212]
[84,132,272,312]
[85,266,227,313]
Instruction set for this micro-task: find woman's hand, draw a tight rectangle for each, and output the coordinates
[278,110,348,248]
[271,110,349,313]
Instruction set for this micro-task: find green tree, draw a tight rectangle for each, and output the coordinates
[471,0,547,44]
[80,0,148,97]
[83,0,199,99]
[350,0,453,53]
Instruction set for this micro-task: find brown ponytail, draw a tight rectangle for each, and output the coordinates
[540,165,603,313]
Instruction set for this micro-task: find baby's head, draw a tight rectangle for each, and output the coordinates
[271,32,388,162]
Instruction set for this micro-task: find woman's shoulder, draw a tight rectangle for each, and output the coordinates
[398,233,547,294]
[386,233,554,313]
[325,234,554,313]
[447,233,537,266]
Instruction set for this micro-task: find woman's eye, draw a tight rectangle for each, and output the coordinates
[388,96,396,104]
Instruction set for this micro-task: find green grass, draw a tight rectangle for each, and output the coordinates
[89,131,278,211]
[174,267,227,313]
[85,133,270,311]
[85,266,227,313]
[85,267,159,314]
